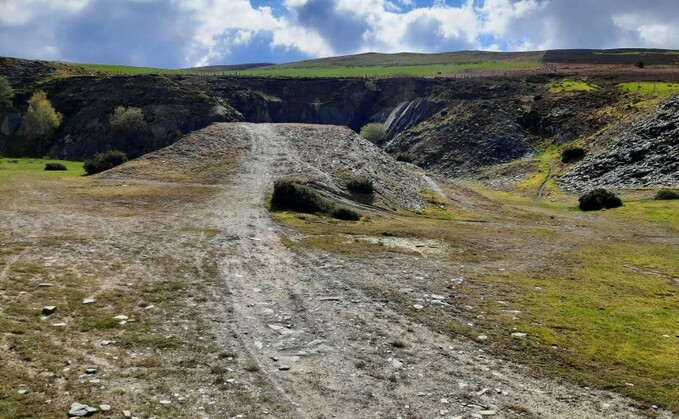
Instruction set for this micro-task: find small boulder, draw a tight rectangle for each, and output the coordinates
[42,306,57,315]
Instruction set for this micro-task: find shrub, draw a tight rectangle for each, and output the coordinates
[270,179,329,213]
[578,189,623,211]
[83,150,128,175]
[330,207,361,221]
[655,189,679,200]
[270,178,361,220]
[635,60,645,69]
[20,91,63,139]
[396,152,415,163]
[359,123,387,143]
[346,176,374,194]
[44,162,67,171]
[0,76,14,110]
[561,147,586,163]
[109,106,146,131]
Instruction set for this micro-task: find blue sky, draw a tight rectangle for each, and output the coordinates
[1,0,678,68]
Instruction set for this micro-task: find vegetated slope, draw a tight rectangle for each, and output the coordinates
[560,94,679,191]
[0,57,92,88]
[258,50,544,68]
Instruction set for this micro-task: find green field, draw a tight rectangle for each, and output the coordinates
[618,81,679,95]
[546,78,599,93]
[76,63,224,76]
[68,51,543,78]
[0,158,84,182]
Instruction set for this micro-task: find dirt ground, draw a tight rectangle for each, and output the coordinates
[0,123,675,418]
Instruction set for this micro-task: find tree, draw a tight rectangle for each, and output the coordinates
[20,91,63,139]
[109,106,146,131]
[0,76,14,110]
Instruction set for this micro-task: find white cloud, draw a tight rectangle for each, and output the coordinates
[2,0,679,67]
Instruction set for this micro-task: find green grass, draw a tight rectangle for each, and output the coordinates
[233,61,540,78]
[66,54,541,78]
[477,239,679,410]
[0,158,84,176]
[617,81,679,96]
[546,78,599,93]
[74,63,227,76]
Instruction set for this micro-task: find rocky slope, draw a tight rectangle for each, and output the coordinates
[2,57,677,190]
[560,95,679,191]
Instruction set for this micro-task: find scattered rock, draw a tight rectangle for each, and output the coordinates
[38,283,54,288]
[113,315,128,321]
[413,304,424,310]
[122,410,132,418]
[477,335,488,341]
[479,410,497,416]
[17,389,28,395]
[99,404,111,412]
[52,322,67,328]
[68,402,97,417]
[42,306,57,315]
[84,368,97,374]
[511,332,528,338]
[160,400,171,405]
[82,298,96,305]
[278,365,290,371]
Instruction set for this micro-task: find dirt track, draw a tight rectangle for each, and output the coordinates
[1,123,674,418]
[183,124,671,418]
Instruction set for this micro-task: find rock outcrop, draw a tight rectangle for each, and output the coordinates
[560,95,679,191]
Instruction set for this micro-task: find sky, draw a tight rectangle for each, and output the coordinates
[0,0,678,68]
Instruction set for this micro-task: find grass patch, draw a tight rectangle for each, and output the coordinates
[546,78,599,93]
[474,240,679,411]
[617,81,679,96]
[0,158,84,182]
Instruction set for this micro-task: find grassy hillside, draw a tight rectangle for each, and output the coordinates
[60,51,544,78]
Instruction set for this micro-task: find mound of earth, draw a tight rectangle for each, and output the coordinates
[560,95,679,191]
[105,122,427,212]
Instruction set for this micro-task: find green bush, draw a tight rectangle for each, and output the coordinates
[83,150,128,175]
[655,189,679,200]
[346,176,374,194]
[359,123,387,143]
[20,91,63,139]
[578,189,623,211]
[44,162,67,171]
[270,179,329,213]
[330,207,361,221]
[270,178,361,220]
[561,147,586,163]
[109,106,146,131]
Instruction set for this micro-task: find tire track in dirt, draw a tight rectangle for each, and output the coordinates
[197,123,671,418]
